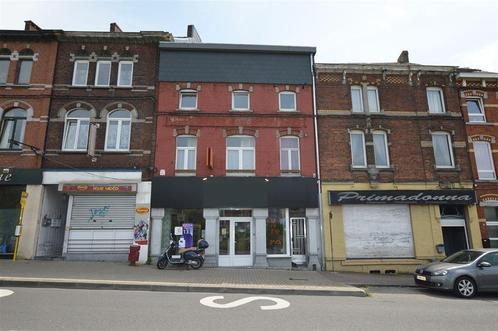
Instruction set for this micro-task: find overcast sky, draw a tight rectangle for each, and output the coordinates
[1,0,497,71]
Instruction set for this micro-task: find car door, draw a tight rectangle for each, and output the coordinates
[476,252,498,290]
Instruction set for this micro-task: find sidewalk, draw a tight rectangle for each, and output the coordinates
[0,260,367,297]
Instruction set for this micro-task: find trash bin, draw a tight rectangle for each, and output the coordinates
[128,245,140,265]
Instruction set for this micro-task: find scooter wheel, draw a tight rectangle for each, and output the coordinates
[190,257,203,270]
[157,257,168,270]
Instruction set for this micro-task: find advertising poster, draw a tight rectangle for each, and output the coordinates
[182,223,194,248]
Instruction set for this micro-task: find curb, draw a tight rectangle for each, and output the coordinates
[0,277,367,297]
[350,283,417,288]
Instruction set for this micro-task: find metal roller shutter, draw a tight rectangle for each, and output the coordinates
[343,204,415,259]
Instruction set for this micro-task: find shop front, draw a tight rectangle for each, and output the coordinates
[150,177,321,269]
[39,170,151,262]
[322,183,482,273]
[0,169,42,259]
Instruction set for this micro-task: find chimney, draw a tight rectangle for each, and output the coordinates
[24,20,42,31]
[397,50,409,64]
[110,23,122,32]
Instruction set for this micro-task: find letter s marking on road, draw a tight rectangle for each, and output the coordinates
[200,296,290,310]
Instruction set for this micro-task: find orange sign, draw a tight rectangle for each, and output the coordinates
[136,207,150,214]
[62,184,136,193]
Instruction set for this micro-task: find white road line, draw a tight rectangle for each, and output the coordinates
[200,295,290,310]
[0,289,14,298]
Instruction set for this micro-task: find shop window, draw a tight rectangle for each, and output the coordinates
[95,61,111,87]
[473,141,496,180]
[350,130,366,168]
[117,61,133,87]
[0,108,26,150]
[72,60,89,86]
[467,98,486,123]
[372,130,389,168]
[176,136,197,171]
[351,86,363,112]
[485,207,498,248]
[226,135,255,171]
[0,186,24,255]
[279,91,296,111]
[280,136,300,173]
[62,109,90,151]
[232,90,249,111]
[440,205,465,218]
[267,208,288,255]
[105,109,131,151]
[427,87,445,114]
[161,209,205,251]
[432,132,454,168]
[179,90,198,110]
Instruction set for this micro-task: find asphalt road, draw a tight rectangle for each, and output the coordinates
[1,287,498,331]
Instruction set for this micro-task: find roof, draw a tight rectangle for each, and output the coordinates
[457,71,498,79]
[159,42,316,54]
[60,31,172,42]
[315,62,458,73]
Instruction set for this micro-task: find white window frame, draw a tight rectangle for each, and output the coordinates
[426,87,446,114]
[95,60,111,87]
[280,136,301,172]
[179,89,198,110]
[72,60,89,86]
[351,86,364,113]
[467,97,486,123]
[350,130,367,168]
[117,61,134,87]
[226,135,255,171]
[175,135,197,171]
[266,208,291,257]
[367,86,380,113]
[104,110,132,152]
[372,130,390,168]
[232,90,250,111]
[278,91,296,112]
[473,141,496,180]
[487,221,498,248]
[0,59,9,84]
[431,131,455,168]
[62,110,90,151]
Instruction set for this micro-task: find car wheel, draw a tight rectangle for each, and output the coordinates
[454,277,477,298]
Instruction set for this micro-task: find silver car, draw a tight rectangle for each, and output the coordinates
[414,248,498,298]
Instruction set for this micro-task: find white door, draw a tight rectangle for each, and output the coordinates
[218,217,252,267]
[291,217,307,264]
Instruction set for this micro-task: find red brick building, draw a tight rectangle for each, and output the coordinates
[457,70,498,248]
[317,52,482,273]
[0,21,59,258]
[151,43,321,269]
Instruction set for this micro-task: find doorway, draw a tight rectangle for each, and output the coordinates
[291,217,307,265]
[441,218,469,257]
[218,217,252,267]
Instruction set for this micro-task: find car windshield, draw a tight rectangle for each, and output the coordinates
[442,250,484,264]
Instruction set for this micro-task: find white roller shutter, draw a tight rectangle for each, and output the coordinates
[67,195,135,254]
[343,204,414,258]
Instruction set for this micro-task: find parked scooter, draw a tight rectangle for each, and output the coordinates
[157,235,209,270]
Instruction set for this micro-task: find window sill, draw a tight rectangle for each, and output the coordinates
[175,170,196,177]
[466,122,492,126]
[226,170,256,176]
[0,149,23,153]
[177,108,200,112]
[277,109,299,113]
[280,171,301,177]
[267,254,291,258]
[60,150,88,154]
[427,112,450,116]
[434,166,461,172]
[350,166,368,171]
[230,109,252,112]
[475,179,498,183]
[102,150,130,154]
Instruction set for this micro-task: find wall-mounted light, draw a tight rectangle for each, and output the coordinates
[264,178,269,182]
[2,168,10,174]
[202,177,208,181]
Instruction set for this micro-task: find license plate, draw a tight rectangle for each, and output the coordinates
[172,255,181,259]
[416,275,427,281]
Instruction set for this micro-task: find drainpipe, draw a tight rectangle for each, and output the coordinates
[310,53,327,271]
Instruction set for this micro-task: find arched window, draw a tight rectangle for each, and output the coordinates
[176,135,197,171]
[280,136,300,172]
[0,48,11,84]
[0,108,26,150]
[105,109,131,151]
[62,109,90,151]
[226,135,255,171]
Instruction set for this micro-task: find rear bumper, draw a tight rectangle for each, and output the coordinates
[413,275,453,290]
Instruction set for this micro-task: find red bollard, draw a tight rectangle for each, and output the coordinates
[128,245,140,266]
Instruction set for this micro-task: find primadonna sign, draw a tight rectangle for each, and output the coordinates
[329,190,476,205]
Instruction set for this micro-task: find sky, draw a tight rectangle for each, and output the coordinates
[1,0,497,71]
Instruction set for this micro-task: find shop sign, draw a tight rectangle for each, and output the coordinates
[329,190,476,205]
[136,207,149,214]
[61,184,137,193]
[0,169,42,185]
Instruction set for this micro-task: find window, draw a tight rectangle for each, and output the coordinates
[62,109,90,151]
[117,61,133,87]
[95,61,111,87]
[266,208,289,255]
[485,208,498,248]
[179,90,197,110]
[480,252,498,266]
[226,136,255,171]
[280,136,300,172]
[372,130,389,167]
[105,109,131,151]
[367,86,380,112]
[232,90,249,111]
[427,87,445,113]
[72,60,89,86]
[467,98,486,123]
[350,131,366,167]
[432,132,454,168]
[0,60,9,84]
[279,92,296,111]
[351,86,363,112]
[0,108,26,150]
[17,60,33,84]
[176,136,197,171]
[474,141,496,180]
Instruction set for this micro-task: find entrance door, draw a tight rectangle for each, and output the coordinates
[441,217,469,257]
[218,218,252,267]
[291,217,307,264]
